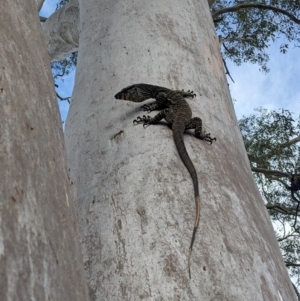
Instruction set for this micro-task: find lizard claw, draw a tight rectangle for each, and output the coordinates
[181,89,196,99]
[140,104,151,112]
[187,90,196,98]
[197,131,216,144]
[133,116,143,125]
[133,115,152,127]
[203,133,216,144]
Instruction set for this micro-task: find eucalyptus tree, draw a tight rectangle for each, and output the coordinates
[0,0,88,299]
[239,108,300,288]
[40,0,300,299]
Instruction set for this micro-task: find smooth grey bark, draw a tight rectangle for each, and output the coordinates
[43,0,79,62]
[64,0,296,299]
[0,0,89,300]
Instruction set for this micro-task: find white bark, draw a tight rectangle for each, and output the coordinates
[42,0,79,62]
[64,0,296,299]
[0,0,88,300]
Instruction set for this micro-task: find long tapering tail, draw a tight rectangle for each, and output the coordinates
[188,196,200,278]
[172,121,200,279]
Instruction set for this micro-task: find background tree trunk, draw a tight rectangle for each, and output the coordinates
[65,0,297,299]
[0,0,88,300]
[43,0,79,62]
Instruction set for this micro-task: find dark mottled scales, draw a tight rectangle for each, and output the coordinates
[115,83,216,278]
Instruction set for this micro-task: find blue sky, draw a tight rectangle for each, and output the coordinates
[41,1,300,122]
[227,41,300,119]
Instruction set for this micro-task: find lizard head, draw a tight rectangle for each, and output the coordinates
[114,83,154,102]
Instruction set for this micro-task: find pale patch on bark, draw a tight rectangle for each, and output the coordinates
[42,0,79,62]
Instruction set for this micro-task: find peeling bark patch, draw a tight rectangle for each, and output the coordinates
[137,207,147,234]
[139,290,150,299]
[11,187,22,202]
[118,219,122,229]
[114,218,127,274]
[116,260,124,273]
[210,294,230,301]
[48,237,59,265]
[26,123,34,130]
[163,253,178,277]
[112,130,124,140]
[222,232,234,254]
[260,275,275,300]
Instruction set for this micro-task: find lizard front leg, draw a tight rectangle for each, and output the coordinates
[141,101,167,113]
[133,110,167,127]
[186,117,216,144]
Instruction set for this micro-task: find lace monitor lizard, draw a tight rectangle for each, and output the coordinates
[115,83,216,279]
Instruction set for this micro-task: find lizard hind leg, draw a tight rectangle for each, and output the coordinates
[186,117,216,144]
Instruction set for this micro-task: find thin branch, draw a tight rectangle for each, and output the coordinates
[282,136,300,148]
[266,204,298,216]
[285,262,300,267]
[247,153,261,164]
[212,3,300,26]
[53,71,68,80]
[264,136,300,159]
[251,167,290,178]
[56,92,71,104]
[222,58,234,83]
[277,231,297,242]
[247,136,300,164]
[219,36,252,44]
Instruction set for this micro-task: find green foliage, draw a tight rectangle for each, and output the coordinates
[239,108,300,286]
[239,108,300,171]
[213,0,300,72]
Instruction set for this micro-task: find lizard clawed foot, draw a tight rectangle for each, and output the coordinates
[181,89,196,99]
[133,115,152,127]
[202,133,217,144]
[140,104,152,112]
[196,131,216,144]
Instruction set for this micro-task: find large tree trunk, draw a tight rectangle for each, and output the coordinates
[65,0,296,299]
[0,0,88,300]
